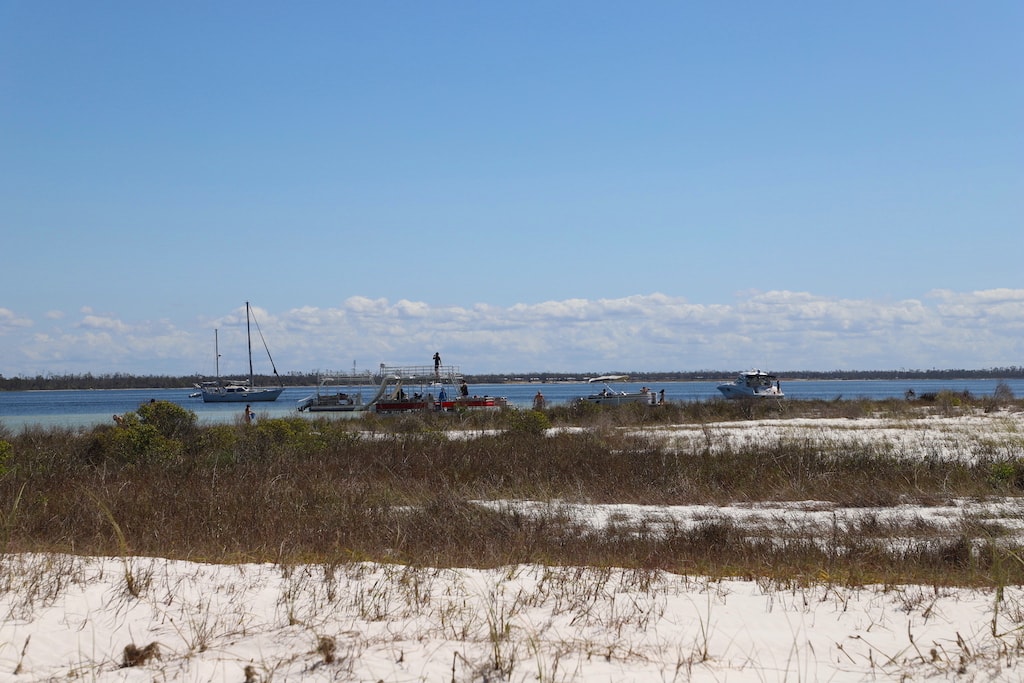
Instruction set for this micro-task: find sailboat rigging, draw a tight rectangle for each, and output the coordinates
[198,302,284,403]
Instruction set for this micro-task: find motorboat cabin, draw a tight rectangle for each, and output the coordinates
[717,370,784,399]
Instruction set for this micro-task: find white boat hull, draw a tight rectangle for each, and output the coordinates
[717,386,783,399]
[579,394,652,406]
[201,387,284,403]
[297,396,368,412]
[577,377,661,406]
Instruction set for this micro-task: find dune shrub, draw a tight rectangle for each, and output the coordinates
[136,400,197,440]
[253,417,328,454]
[193,424,238,465]
[987,459,1024,490]
[504,409,550,435]
[100,421,183,465]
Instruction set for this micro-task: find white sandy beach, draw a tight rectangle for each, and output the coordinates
[1,554,1018,682]
[3,413,1023,681]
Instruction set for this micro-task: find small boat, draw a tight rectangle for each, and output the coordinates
[717,370,784,399]
[198,302,284,403]
[577,375,660,406]
[297,372,388,412]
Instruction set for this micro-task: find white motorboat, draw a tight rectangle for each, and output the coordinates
[717,370,784,399]
[577,375,660,406]
[198,302,284,403]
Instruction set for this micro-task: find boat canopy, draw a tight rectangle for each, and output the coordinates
[587,375,629,383]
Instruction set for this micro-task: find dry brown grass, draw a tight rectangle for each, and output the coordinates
[1,396,1023,586]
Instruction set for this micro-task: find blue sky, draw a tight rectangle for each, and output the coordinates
[1,1,1021,377]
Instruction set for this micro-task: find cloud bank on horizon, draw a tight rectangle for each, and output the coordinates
[1,289,1022,377]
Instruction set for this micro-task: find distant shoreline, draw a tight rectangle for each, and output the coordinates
[3,370,1024,393]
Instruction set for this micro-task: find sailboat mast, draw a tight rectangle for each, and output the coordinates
[246,301,254,388]
[215,329,220,380]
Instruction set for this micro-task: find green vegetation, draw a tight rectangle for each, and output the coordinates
[1,394,1023,588]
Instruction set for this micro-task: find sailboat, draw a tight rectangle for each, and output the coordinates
[198,302,284,403]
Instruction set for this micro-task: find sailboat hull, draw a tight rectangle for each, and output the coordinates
[201,387,284,403]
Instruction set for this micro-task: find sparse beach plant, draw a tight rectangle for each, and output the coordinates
[0,439,13,478]
[0,553,84,621]
[0,480,25,553]
[315,634,336,663]
[484,585,521,679]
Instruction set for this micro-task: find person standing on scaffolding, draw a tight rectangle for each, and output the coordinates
[433,351,441,379]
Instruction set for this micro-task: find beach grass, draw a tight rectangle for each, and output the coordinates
[1,394,1023,587]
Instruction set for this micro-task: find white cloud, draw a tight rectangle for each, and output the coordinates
[930,288,1024,304]
[78,315,130,333]
[929,289,1024,322]
[512,298,592,321]
[0,308,33,333]
[344,296,391,315]
[3,289,1023,376]
[394,299,430,318]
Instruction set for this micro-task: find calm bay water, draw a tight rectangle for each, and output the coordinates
[1,378,1022,431]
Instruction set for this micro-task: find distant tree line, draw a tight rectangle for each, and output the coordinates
[473,367,1024,383]
[0,371,316,392]
[2,367,1023,391]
